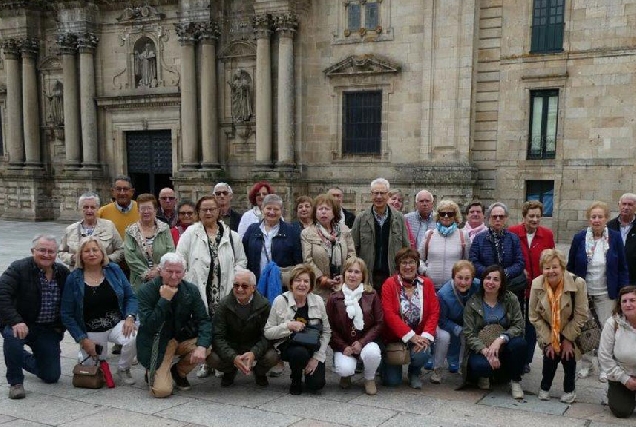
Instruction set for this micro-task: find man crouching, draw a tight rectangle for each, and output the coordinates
[137,252,212,397]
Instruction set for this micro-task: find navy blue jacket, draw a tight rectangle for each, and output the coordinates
[469,229,525,280]
[567,228,629,300]
[437,278,480,336]
[242,220,302,281]
[61,262,138,343]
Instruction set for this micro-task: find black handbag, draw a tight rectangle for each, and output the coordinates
[289,323,322,352]
[507,274,528,294]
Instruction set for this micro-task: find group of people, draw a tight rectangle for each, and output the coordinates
[0,177,634,419]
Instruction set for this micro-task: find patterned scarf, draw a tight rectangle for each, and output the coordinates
[315,223,344,269]
[488,227,505,265]
[436,222,457,237]
[342,283,364,330]
[585,226,609,262]
[544,277,564,352]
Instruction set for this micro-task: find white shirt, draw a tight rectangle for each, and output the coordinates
[586,241,608,296]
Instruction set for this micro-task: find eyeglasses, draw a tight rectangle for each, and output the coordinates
[139,207,155,212]
[114,187,131,193]
[491,214,506,220]
[233,283,250,290]
[200,207,219,213]
[179,211,194,216]
[160,196,176,201]
[34,248,56,255]
[438,212,455,218]
[214,191,229,196]
[371,191,388,197]
[400,260,417,266]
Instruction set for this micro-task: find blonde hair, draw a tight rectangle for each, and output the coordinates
[451,259,475,279]
[436,199,462,224]
[586,201,610,220]
[538,248,567,270]
[75,236,109,269]
[289,264,316,292]
[338,257,373,293]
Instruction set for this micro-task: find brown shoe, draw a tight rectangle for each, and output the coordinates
[364,379,377,395]
[8,384,25,399]
[339,376,352,389]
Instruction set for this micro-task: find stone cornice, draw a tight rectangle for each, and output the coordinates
[96,91,180,109]
[324,54,401,77]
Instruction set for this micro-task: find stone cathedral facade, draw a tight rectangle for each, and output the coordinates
[0,0,634,243]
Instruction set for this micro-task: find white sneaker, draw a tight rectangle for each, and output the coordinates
[117,368,136,385]
[538,389,550,401]
[511,381,524,399]
[560,391,576,404]
[599,372,608,383]
[478,377,490,390]
[430,368,442,384]
[196,364,210,378]
[577,367,591,378]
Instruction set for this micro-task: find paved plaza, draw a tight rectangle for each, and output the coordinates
[0,220,632,426]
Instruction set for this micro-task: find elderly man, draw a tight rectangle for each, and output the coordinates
[328,187,355,228]
[136,252,212,398]
[98,175,140,239]
[207,270,278,387]
[608,193,636,284]
[404,189,436,251]
[157,188,178,227]
[214,182,242,232]
[351,178,410,290]
[0,235,70,399]
[463,201,488,242]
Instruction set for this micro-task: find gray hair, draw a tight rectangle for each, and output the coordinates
[214,182,233,195]
[159,252,187,269]
[32,234,57,249]
[112,175,133,188]
[486,202,509,218]
[370,178,390,191]
[620,193,636,203]
[262,194,283,208]
[78,192,101,209]
[416,189,434,202]
[234,269,256,286]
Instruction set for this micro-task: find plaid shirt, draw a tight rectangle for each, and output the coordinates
[35,266,60,324]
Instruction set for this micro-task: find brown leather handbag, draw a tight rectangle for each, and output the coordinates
[72,356,105,389]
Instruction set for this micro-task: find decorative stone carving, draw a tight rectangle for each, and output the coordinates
[77,32,98,52]
[19,37,39,57]
[229,69,253,123]
[175,22,199,45]
[198,21,220,43]
[324,54,401,77]
[134,38,157,88]
[47,80,64,127]
[253,14,272,39]
[116,5,165,23]
[1,38,21,59]
[57,33,77,54]
[273,14,298,36]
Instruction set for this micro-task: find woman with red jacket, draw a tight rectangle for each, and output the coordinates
[381,247,440,388]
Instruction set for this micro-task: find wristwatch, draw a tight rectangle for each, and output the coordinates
[126,314,136,321]
[498,334,509,343]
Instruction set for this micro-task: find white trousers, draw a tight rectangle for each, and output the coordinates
[334,342,381,380]
[79,320,137,370]
[432,326,464,369]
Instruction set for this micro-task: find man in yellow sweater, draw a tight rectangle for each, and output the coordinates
[97,175,140,238]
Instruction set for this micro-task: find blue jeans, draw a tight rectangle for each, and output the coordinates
[382,345,431,386]
[2,325,62,386]
[468,336,526,383]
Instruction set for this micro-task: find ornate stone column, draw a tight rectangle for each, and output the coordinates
[253,14,272,167]
[199,21,220,169]
[58,33,81,169]
[2,39,23,167]
[176,22,199,170]
[78,33,99,168]
[274,14,297,167]
[21,38,41,168]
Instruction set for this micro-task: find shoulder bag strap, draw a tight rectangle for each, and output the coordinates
[148,321,165,386]
[459,230,466,259]
[424,230,433,261]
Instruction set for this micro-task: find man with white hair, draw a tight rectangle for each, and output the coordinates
[351,178,411,290]
[136,252,212,398]
[405,189,436,250]
[608,193,636,284]
[214,182,242,232]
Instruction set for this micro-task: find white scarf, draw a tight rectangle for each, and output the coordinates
[342,283,364,330]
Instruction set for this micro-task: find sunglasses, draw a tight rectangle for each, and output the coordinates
[491,214,506,220]
[215,191,229,196]
[438,212,455,218]
[233,283,250,290]
[178,211,194,216]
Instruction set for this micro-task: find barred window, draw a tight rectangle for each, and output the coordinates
[342,91,382,155]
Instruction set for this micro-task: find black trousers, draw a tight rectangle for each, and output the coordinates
[281,344,325,391]
[540,349,576,393]
[607,380,636,418]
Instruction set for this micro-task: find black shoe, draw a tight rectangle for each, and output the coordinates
[289,380,302,395]
[523,364,531,374]
[171,364,191,391]
[221,372,236,387]
[144,371,149,384]
[255,375,269,387]
[112,343,122,355]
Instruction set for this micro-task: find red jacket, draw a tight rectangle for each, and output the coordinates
[508,224,555,297]
[381,275,439,343]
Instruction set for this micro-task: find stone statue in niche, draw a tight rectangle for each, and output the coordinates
[134,40,157,88]
[47,80,64,126]
[229,69,253,122]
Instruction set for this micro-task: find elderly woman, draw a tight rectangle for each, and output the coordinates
[420,199,471,290]
[463,265,526,399]
[431,260,480,384]
[381,247,439,388]
[237,181,274,238]
[292,195,314,232]
[264,264,331,395]
[529,249,588,404]
[170,200,196,245]
[568,200,629,380]
[124,193,175,291]
[326,257,383,395]
[301,193,356,302]
[598,286,636,418]
[59,192,124,270]
[61,237,138,385]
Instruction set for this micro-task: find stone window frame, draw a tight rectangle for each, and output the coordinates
[334,0,394,45]
[525,179,555,217]
[527,88,559,160]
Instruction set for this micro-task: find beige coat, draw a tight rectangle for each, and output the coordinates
[301,224,356,300]
[58,218,124,269]
[528,272,589,358]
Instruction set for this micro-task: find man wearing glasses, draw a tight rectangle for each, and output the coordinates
[207,270,278,387]
[157,188,178,227]
[351,178,411,291]
[98,175,140,239]
[214,182,242,232]
[0,235,70,399]
[405,189,436,250]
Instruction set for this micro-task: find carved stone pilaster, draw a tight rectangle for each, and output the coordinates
[198,21,220,44]
[273,14,298,37]
[175,22,199,45]
[57,33,78,55]
[253,14,272,39]
[77,32,98,53]
[1,38,21,59]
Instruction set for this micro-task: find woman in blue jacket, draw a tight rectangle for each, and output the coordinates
[61,236,138,385]
[567,201,629,381]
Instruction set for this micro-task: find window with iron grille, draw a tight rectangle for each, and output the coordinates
[531,0,565,53]
[526,180,554,217]
[342,91,382,155]
[528,89,558,159]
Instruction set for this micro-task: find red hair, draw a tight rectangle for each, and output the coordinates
[248,181,274,206]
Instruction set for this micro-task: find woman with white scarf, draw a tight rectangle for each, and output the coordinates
[567,201,629,381]
[302,194,356,302]
[326,257,383,395]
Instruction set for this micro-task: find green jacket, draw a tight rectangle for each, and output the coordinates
[136,277,212,371]
[123,221,175,291]
[460,291,525,385]
[213,291,271,362]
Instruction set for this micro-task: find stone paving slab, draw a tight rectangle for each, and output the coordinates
[60,407,188,427]
[0,394,104,425]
